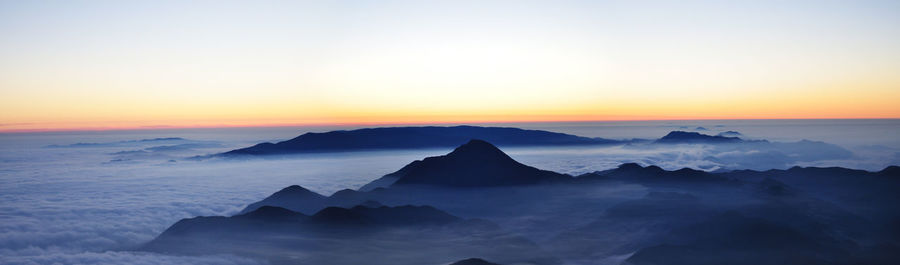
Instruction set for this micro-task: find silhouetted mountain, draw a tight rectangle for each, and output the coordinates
[146,136,900,265]
[579,163,731,185]
[239,185,327,214]
[654,131,742,144]
[149,205,462,246]
[221,125,620,156]
[450,258,503,265]
[879,165,900,177]
[366,139,572,188]
[236,205,308,222]
[143,204,555,265]
[716,130,743,137]
[239,185,379,215]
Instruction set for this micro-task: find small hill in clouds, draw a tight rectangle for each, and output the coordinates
[717,130,743,137]
[654,131,742,144]
[450,258,503,265]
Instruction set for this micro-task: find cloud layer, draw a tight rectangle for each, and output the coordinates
[1,122,898,264]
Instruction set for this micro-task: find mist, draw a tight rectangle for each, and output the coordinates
[1,120,899,264]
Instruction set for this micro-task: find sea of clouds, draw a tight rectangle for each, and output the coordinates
[1,120,898,264]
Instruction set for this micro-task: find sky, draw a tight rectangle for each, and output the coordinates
[1,0,899,132]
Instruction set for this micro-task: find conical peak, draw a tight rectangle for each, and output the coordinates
[445,139,510,160]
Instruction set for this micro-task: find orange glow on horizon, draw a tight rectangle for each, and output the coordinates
[3,112,898,133]
[2,1,899,133]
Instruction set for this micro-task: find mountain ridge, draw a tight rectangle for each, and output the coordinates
[146,138,900,265]
[221,125,619,156]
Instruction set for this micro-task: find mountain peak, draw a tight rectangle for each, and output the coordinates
[280,185,313,193]
[452,139,503,152]
[237,185,327,215]
[444,139,514,161]
[382,140,571,187]
[271,185,326,200]
[617,163,645,170]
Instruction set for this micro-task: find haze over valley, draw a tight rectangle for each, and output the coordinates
[2,1,899,264]
[2,120,899,264]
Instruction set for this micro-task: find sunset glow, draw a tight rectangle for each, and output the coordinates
[2,1,899,132]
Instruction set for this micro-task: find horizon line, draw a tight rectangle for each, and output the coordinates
[3,117,899,134]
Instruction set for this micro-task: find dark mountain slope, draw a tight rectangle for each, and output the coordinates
[310,205,460,226]
[578,163,732,185]
[239,185,327,214]
[143,205,556,265]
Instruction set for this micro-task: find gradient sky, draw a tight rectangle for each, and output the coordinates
[1,0,899,131]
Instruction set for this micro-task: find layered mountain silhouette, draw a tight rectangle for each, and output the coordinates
[221,125,619,156]
[240,140,572,214]
[146,139,900,265]
[144,204,555,265]
[215,125,855,173]
[240,140,892,216]
[163,204,462,234]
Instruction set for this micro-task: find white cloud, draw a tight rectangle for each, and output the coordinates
[1,125,897,264]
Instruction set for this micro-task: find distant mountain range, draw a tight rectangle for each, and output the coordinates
[215,126,853,165]
[144,202,552,265]
[148,139,900,265]
[654,130,742,144]
[221,125,621,156]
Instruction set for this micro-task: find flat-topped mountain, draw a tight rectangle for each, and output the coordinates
[654,131,742,144]
[364,139,572,189]
[221,125,619,156]
[450,258,503,265]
